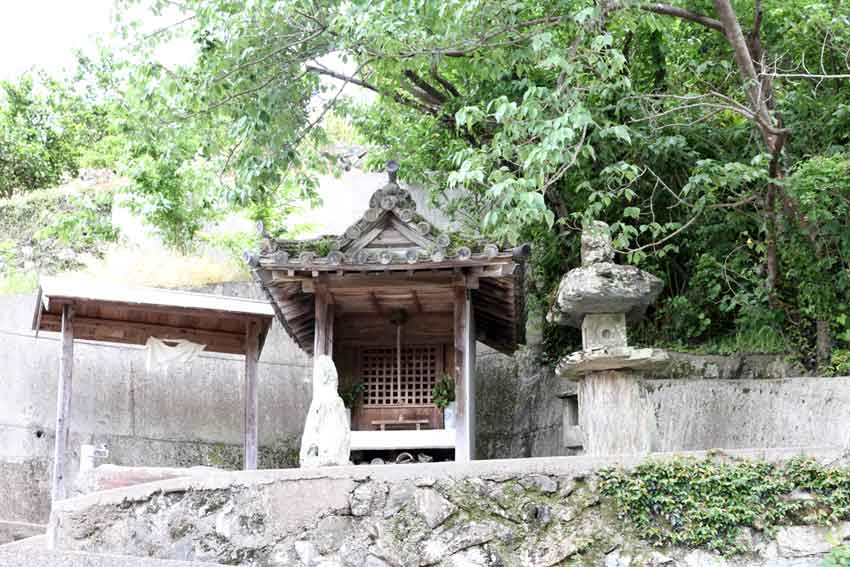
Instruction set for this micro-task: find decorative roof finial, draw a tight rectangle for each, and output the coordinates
[386,160,399,184]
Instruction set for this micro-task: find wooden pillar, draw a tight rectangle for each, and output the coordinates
[51,304,74,502]
[453,286,472,462]
[466,299,476,459]
[244,319,260,470]
[313,288,334,358]
[314,288,328,357]
[325,301,335,358]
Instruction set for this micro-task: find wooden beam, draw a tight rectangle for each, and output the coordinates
[260,255,516,272]
[411,290,423,314]
[42,297,269,327]
[40,314,246,355]
[51,304,74,502]
[244,320,260,471]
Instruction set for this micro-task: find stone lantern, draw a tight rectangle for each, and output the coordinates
[548,221,668,454]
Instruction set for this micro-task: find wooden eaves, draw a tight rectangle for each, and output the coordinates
[246,165,531,356]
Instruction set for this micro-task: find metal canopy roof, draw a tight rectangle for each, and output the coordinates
[32,277,275,356]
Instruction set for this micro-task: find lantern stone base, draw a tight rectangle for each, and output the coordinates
[556,347,670,379]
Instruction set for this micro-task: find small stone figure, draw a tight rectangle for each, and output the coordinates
[300,355,351,467]
[580,220,615,265]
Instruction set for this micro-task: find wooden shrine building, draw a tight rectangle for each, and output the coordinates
[248,163,529,461]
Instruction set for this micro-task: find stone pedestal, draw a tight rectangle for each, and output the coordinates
[578,371,656,455]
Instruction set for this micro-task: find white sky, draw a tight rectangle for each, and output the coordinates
[0,0,115,80]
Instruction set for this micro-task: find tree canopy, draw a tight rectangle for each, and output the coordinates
[0,72,109,198]
[5,0,850,368]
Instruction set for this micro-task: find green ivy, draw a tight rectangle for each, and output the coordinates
[599,457,850,555]
[824,544,850,567]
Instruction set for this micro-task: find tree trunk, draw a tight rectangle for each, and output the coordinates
[817,319,832,367]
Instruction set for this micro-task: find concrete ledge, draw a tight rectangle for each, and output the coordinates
[0,520,45,545]
[0,534,46,551]
[52,446,844,515]
[0,549,224,566]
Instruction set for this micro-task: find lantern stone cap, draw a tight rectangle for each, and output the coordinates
[548,221,663,328]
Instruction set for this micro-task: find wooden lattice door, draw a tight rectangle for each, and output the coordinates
[353,344,446,430]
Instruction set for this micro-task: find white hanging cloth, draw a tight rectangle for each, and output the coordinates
[145,337,206,373]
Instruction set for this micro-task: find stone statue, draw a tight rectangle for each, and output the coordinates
[299,355,351,467]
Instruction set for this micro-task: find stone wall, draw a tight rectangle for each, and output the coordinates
[50,449,848,566]
[475,347,576,460]
[575,364,850,456]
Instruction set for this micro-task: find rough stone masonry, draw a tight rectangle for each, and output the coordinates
[50,448,847,567]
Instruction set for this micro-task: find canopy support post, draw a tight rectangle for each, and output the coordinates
[51,304,75,502]
[453,286,473,461]
[244,319,260,470]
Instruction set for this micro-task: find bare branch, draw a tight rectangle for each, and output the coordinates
[213,26,328,85]
[761,71,850,80]
[621,213,703,253]
[304,65,437,116]
[430,64,461,98]
[540,124,589,193]
[640,3,723,32]
[404,70,448,104]
[713,0,784,149]
[143,14,197,40]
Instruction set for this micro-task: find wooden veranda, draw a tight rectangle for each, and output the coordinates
[32,278,274,502]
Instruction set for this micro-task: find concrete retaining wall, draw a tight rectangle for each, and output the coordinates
[574,371,850,456]
[647,376,850,450]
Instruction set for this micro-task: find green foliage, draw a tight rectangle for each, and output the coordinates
[35,190,118,248]
[823,544,850,567]
[432,374,456,410]
[657,296,712,343]
[0,186,119,278]
[340,381,366,410]
[600,457,850,555]
[0,72,110,198]
[198,230,261,264]
[826,349,850,378]
[45,0,848,366]
[0,270,38,295]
